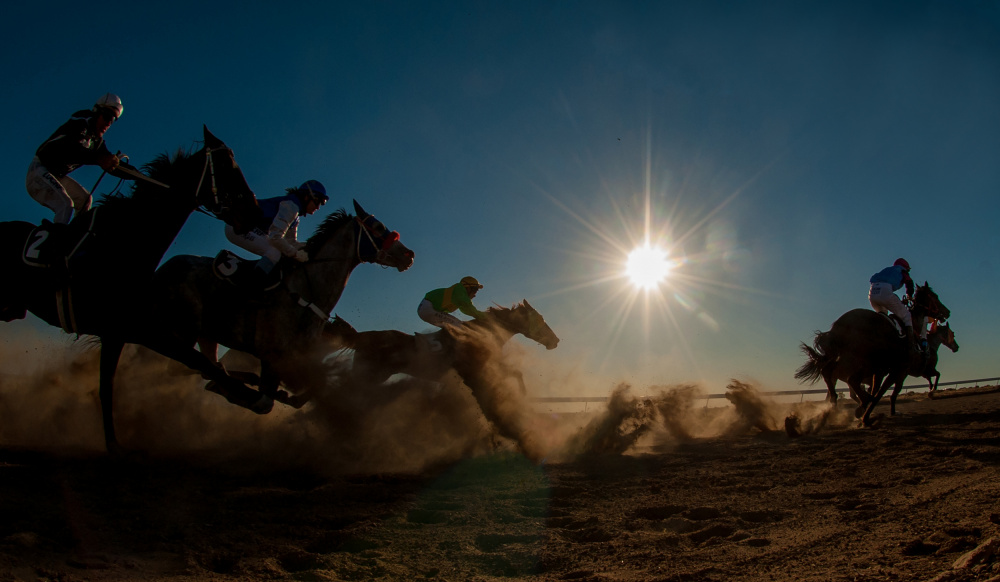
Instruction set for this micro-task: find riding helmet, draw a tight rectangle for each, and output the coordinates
[461,276,483,290]
[893,258,910,271]
[94,93,123,119]
[298,180,329,205]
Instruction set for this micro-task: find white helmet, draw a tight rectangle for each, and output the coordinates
[94,93,123,119]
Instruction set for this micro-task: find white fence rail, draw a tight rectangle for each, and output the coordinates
[529,376,1000,405]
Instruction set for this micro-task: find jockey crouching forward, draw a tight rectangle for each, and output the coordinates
[224,180,328,288]
[27,93,124,225]
[869,257,926,352]
[418,276,489,330]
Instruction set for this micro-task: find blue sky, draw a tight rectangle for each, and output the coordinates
[1,1,998,395]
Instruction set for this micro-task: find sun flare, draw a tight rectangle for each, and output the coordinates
[625,244,672,290]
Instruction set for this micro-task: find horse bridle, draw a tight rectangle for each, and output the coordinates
[355,215,400,264]
[194,144,237,217]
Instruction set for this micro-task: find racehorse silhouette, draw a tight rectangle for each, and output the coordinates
[0,127,262,455]
[795,282,950,426]
[339,300,559,390]
[326,300,559,459]
[150,200,414,407]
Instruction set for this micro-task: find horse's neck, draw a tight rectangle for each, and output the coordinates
[286,226,360,313]
[483,311,518,344]
[112,162,200,267]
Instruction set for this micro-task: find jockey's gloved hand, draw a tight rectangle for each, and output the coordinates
[294,250,309,262]
[98,152,120,172]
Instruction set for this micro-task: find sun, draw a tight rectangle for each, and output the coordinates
[625,244,672,290]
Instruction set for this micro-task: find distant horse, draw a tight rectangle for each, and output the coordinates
[337,300,559,394]
[150,200,414,407]
[795,283,950,426]
[0,127,263,454]
[885,321,959,415]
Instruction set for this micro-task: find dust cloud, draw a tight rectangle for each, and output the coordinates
[0,333,856,475]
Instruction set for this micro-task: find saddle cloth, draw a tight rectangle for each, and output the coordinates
[212,249,282,291]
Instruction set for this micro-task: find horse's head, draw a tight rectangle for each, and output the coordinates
[499,300,560,350]
[196,126,261,235]
[352,199,414,271]
[937,322,960,353]
[914,282,950,321]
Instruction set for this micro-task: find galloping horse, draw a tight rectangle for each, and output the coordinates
[150,200,414,407]
[0,127,263,454]
[327,301,559,457]
[795,282,950,426]
[339,300,559,391]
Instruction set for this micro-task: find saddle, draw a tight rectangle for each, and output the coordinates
[212,249,282,292]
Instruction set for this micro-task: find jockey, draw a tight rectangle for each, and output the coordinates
[869,257,926,351]
[418,276,489,329]
[224,180,328,286]
[27,93,124,224]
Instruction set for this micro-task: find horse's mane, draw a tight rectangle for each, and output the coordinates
[303,208,353,256]
[141,148,195,182]
[486,304,513,315]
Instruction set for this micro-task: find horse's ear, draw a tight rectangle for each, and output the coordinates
[923,281,929,287]
[352,199,369,218]
[522,299,533,310]
[203,125,224,148]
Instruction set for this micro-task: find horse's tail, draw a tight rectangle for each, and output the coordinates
[794,331,834,384]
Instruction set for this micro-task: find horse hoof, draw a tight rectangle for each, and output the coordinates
[250,394,274,414]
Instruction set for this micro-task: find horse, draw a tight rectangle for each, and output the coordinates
[326,301,559,459]
[337,300,559,391]
[795,282,950,426]
[149,199,414,408]
[885,320,959,415]
[0,126,263,455]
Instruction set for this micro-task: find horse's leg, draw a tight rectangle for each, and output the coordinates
[862,373,900,426]
[99,337,126,456]
[821,369,838,404]
[499,363,528,396]
[144,340,273,414]
[258,361,302,408]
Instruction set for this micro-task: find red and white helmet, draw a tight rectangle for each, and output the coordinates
[94,93,123,119]
[893,258,910,271]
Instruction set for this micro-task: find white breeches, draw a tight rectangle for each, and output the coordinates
[26,156,91,224]
[225,224,282,264]
[869,282,913,328]
[417,299,463,328]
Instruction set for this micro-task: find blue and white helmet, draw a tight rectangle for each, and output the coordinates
[297,180,328,205]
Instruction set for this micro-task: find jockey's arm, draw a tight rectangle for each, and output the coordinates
[902,273,915,298]
[455,292,489,320]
